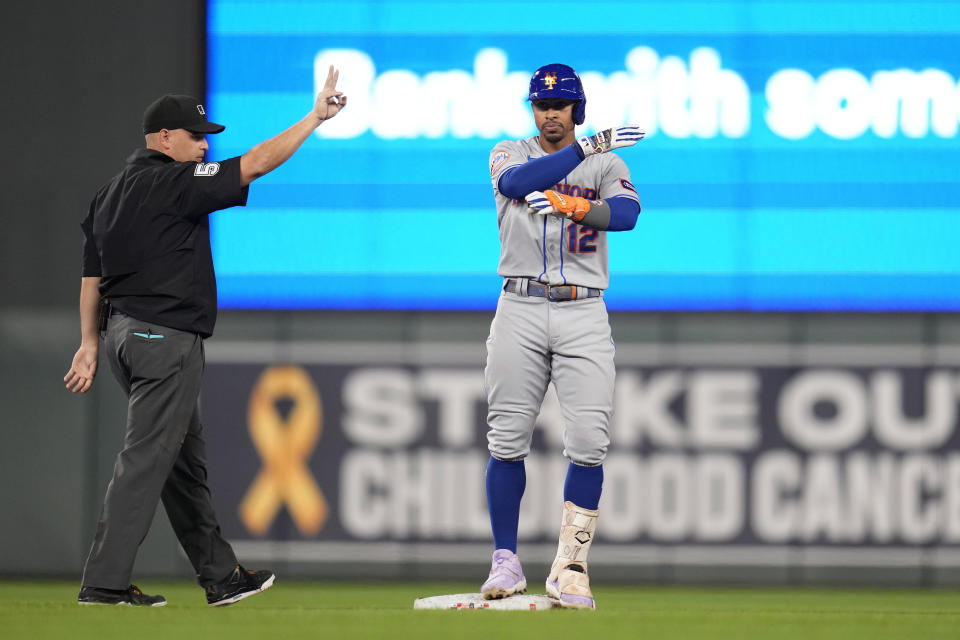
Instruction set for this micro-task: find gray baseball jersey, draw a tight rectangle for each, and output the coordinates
[489,136,639,290]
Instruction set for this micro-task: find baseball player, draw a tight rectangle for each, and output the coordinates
[480,63,643,609]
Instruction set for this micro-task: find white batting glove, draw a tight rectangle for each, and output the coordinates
[576,125,645,156]
[525,191,556,215]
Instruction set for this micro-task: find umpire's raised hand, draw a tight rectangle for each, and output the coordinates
[314,64,347,121]
[240,65,348,185]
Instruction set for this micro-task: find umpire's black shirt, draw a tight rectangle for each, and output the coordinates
[81,149,248,338]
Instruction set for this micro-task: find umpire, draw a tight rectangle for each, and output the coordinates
[63,66,347,606]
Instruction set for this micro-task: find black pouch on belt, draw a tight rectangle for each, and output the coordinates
[97,298,112,331]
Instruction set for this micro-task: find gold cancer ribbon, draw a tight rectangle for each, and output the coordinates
[240,365,327,536]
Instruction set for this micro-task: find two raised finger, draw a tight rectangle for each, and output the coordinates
[324,65,339,90]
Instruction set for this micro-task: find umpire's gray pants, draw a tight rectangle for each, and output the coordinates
[81,311,237,590]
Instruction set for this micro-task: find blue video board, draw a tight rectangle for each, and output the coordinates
[207,0,960,310]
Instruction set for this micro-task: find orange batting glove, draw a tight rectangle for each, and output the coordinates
[544,190,591,222]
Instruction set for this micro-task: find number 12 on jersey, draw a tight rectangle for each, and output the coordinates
[567,223,598,253]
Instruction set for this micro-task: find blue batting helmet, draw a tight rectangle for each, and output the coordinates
[527,63,586,125]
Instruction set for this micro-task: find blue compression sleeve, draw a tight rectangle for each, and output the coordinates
[564,462,603,510]
[607,195,641,231]
[497,145,583,199]
[485,457,526,552]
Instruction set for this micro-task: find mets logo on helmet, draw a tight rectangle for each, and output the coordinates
[544,73,557,89]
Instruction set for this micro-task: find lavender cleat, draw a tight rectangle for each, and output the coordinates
[481,549,527,599]
[546,564,595,609]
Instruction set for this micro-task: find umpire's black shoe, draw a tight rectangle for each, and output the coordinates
[205,565,276,607]
[78,584,167,607]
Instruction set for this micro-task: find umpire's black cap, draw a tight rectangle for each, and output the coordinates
[142,94,225,134]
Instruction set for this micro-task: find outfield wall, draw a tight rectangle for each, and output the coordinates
[4,308,960,587]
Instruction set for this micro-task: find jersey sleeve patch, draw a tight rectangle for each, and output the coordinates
[619,178,637,193]
[194,162,221,177]
[490,151,510,177]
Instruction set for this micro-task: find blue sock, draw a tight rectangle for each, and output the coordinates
[485,457,526,553]
[563,462,603,510]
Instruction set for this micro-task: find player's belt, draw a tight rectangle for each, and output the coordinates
[504,278,603,301]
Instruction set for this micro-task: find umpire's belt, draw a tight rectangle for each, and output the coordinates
[504,278,603,301]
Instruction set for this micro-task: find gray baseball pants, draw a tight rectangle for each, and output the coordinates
[81,311,237,590]
[484,291,615,466]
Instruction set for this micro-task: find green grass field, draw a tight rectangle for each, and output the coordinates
[2,581,958,640]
